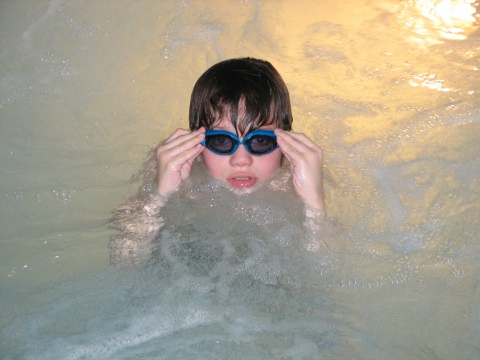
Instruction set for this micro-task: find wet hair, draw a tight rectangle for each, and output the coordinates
[189,57,293,134]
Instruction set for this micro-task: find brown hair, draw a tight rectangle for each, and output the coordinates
[189,58,293,134]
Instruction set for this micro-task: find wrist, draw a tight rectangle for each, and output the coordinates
[303,195,325,215]
[156,177,174,197]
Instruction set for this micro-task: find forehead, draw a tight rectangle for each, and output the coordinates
[211,95,276,127]
[212,117,276,135]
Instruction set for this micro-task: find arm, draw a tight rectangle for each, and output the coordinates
[275,129,327,253]
[109,128,205,267]
[274,129,325,214]
[155,127,205,195]
[109,192,166,267]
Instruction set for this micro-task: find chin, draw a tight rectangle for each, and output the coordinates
[222,179,265,195]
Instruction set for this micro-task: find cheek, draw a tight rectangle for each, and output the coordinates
[259,152,282,177]
[201,151,225,178]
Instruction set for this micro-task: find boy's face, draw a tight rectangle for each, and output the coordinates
[201,117,282,190]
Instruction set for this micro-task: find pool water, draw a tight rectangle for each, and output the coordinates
[1,0,479,359]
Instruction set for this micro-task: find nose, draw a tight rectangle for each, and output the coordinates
[229,144,253,166]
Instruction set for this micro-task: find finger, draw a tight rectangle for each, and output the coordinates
[157,129,205,159]
[161,128,190,145]
[161,127,205,149]
[276,131,323,169]
[159,141,204,172]
[275,129,318,152]
[275,132,310,161]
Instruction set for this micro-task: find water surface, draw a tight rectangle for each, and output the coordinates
[1,0,479,358]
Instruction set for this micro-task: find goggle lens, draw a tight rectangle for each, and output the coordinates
[205,134,235,154]
[201,130,278,155]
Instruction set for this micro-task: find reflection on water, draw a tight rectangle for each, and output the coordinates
[0,0,479,359]
[406,0,478,41]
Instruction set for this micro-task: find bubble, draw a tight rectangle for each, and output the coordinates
[453,267,466,277]
[51,188,76,202]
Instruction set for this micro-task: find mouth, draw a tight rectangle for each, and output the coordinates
[227,175,257,188]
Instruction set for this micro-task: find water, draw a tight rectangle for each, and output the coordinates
[1,0,479,358]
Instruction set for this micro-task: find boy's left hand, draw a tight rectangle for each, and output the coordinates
[274,129,325,212]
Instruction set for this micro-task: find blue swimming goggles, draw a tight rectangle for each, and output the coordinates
[201,129,278,156]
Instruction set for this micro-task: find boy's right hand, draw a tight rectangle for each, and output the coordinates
[155,128,205,196]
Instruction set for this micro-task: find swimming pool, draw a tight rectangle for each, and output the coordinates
[1,0,479,358]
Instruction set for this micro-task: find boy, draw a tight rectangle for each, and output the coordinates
[156,57,324,211]
[110,57,325,266]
